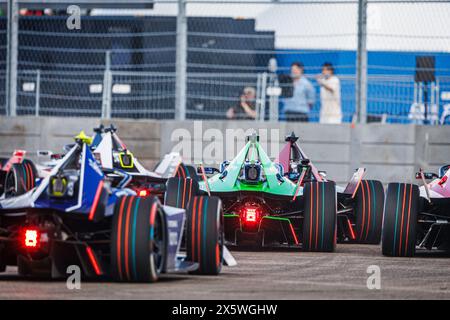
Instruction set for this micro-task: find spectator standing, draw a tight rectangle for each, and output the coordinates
[226,87,257,120]
[317,62,342,124]
[282,62,315,122]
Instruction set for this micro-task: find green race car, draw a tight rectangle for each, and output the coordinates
[165,133,334,251]
[164,132,384,251]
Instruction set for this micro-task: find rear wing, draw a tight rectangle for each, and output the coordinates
[343,168,366,198]
[276,136,324,182]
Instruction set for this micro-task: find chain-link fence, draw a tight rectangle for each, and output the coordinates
[365,1,450,124]
[0,13,6,115]
[1,0,450,124]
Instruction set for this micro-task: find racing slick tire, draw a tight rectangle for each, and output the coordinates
[382,183,419,257]
[187,196,224,275]
[111,196,167,282]
[302,182,337,252]
[164,177,199,209]
[355,180,385,244]
[4,159,38,198]
[0,158,7,195]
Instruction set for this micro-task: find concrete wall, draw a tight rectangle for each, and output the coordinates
[0,117,161,169]
[1,117,450,184]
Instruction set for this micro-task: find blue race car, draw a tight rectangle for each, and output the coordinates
[0,132,231,281]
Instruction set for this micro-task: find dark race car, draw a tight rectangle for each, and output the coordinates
[277,132,385,245]
[382,164,450,257]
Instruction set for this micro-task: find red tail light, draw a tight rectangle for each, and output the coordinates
[139,189,149,197]
[242,207,263,225]
[24,228,39,248]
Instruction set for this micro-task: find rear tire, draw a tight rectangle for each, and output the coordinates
[187,196,223,275]
[355,180,385,244]
[111,196,167,282]
[4,159,38,198]
[302,182,337,252]
[164,177,199,209]
[382,183,419,257]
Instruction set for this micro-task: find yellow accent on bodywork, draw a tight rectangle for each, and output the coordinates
[119,151,134,168]
[74,131,93,145]
[51,177,67,197]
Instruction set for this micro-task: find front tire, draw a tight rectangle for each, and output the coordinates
[187,196,223,275]
[302,182,337,252]
[111,196,167,282]
[382,183,419,257]
[355,180,385,244]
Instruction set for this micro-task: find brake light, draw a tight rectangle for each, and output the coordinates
[242,206,264,224]
[139,189,149,197]
[24,228,39,248]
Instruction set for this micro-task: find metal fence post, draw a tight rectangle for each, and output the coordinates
[5,0,19,117]
[102,50,112,119]
[259,73,268,122]
[356,0,368,124]
[175,0,187,121]
[35,69,40,117]
[268,58,279,122]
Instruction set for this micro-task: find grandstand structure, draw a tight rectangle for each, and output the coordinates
[0,0,449,124]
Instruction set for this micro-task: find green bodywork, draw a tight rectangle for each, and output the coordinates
[198,139,302,197]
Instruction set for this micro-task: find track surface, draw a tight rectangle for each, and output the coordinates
[0,245,449,300]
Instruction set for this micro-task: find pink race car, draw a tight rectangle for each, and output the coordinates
[382,164,450,257]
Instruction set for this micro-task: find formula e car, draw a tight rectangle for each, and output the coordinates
[0,125,113,199]
[0,134,226,280]
[90,124,185,199]
[173,132,384,251]
[278,133,385,244]
[1,124,184,201]
[167,132,338,251]
[382,164,450,257]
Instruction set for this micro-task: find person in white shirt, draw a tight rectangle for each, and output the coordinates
[316,62,342,124]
